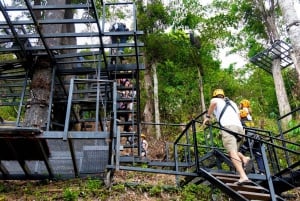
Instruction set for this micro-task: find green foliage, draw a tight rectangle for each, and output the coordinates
[171,0,205,30]
[0,106,18,121]
[158,60,200,123]
[63,188,79,201]
[141,163,148,168]
[285,119,300,151]
[111,183,126,192]
[0,183,9,193]
[180,184,211,201]
[283,68,300,109]
[0,53,15,61]
[245,37,265,58]
[137,0,171,34]
[198,127,223,149]
[85,177,103,191]
[149,185,162,196]
[288,120,300,137]
[203,68,240,103]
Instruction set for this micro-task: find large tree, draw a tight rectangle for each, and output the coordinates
[211,0,293,125]
[278,0,300,92]
[24,0,76,128]
[252,0,291,125]
[137,0,171,139]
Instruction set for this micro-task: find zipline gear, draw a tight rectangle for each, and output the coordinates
[213,89,224,97]
[240,99,250,108]
[219,97,242,142]
[240,109,248,118]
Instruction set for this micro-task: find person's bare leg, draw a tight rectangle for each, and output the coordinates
[237,152,250,164]
[229,151,249,182]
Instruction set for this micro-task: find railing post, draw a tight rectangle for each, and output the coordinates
[112,82,120,170]
[261,144,277,201]
[192,120,200,173]
[63,78,74,140]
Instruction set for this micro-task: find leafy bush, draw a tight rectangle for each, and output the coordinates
[63,188,79,201]
[181,184,211,201]
[85,177,103,191]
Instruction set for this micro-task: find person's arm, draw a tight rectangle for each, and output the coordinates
[203,100,217,125]
[143,140,148,151]
[145,140,148,150]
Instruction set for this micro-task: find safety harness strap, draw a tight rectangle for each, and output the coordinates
[218,97,242,142]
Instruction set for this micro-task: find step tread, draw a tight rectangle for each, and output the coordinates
[211,172,239,178]
[215,176,238,183]
[238,190,271,201]
[227,183,267,192]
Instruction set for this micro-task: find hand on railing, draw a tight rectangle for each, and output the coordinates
[203,114,211,126]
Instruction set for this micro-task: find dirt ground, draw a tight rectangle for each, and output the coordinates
[0,136,299,200]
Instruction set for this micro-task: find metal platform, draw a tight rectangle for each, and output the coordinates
[1,0,300,200]
[0,0,144,178]
[250,40,293,74]
[0,126,109,179]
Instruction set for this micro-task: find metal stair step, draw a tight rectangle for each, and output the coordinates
[120,132,137,137]
[123,144,138,149]
[215,176,239,183]
[117,122,137,126]
[117,98,136,102]
[238,190,271,201]
[109,72,137,79]
[227,183,267,193]
[117,109,136,113]
[211,172,239,178]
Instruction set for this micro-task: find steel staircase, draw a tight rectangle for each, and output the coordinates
[0,0,144,179]
[206,171,284,201]
[0,0,300,200]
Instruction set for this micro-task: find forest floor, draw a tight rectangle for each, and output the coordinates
[0,136,300,200]
[0,172,180,201]
[0,172,300,201]
[0,136,182,201]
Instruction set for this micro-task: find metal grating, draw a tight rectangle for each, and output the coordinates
[81,146,109,173]
[0,0,144,180]
[0,137,109,178]
[250,40,293,74]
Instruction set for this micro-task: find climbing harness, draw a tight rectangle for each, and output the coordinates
[218,97,242,142]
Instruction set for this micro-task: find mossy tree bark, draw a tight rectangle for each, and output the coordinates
[24,57,52,128]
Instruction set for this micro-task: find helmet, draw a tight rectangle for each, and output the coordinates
[141,133,146,138]
[240,109,248,118]
[240,99,250,108]
[212,89,225,97]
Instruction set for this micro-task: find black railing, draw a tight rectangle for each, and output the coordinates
[173,107,300,199]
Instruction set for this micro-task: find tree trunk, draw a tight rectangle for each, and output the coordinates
[278,0,300,82]
[24,0,76,129]
[254,0,292,125]
[272,59,292,126]
[24,57,52,128]
[24,0,65,128]
[198,67,206,113]
[143,60,154,135]
[152,63,161,139]
[42,0,65,45]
